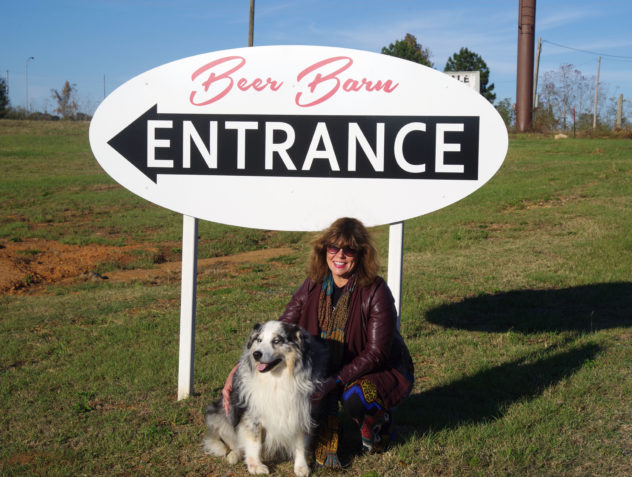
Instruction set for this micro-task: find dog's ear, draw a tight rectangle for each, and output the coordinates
[247,323,262,349]
[288,324,306,350]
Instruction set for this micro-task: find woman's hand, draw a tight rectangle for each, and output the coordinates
[222,364,239,416]
[311,376,340,409]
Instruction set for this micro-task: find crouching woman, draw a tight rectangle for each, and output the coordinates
[279,217,414,467]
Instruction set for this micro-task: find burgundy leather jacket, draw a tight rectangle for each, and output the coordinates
[279,276,414,409]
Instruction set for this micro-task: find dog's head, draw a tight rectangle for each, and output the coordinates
[245,321,307,374]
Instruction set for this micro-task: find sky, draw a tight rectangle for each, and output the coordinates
[3,0,632,115]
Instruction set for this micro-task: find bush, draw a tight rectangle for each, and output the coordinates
[532,106,558,133]
[0,107,91,121]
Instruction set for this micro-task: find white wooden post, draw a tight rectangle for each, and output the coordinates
[387,221,404,330]
[177,215,198,400]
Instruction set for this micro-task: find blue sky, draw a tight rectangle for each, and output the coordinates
[3,0,632,115]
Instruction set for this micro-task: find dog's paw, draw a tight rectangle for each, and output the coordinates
[201,436,228,457]
[246,460,269,475]
[248,464,270,475]
[227,450,239,465]
[294,462,310,477]
[247,463,269,475]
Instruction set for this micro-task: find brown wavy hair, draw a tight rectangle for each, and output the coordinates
[307,217,379,288]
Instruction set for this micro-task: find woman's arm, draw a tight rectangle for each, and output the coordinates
[278,278,312,324]
[222,363,239,415]
[337,280,396,384]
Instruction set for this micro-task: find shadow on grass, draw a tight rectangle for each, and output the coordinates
[396,343,601,433]
[350,284,626,455]
[390,284,629,436]
[425,282,632,333]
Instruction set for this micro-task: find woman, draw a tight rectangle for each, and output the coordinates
[224,217,414,467]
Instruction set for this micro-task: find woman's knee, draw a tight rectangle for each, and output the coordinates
[341,379,385,420]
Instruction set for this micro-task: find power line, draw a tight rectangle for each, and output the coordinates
[542,39,632,61]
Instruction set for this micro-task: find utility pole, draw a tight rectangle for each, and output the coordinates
[516,0,536,132]
[533,37,542,110]
[592,56,601,130]
[248,0,255,47]
[616,94,623,129]
[25,56,34,112]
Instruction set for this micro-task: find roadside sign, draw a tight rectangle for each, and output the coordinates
[447,71,481,93]
[90,45,507,231]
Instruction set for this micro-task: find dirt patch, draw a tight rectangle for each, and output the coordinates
[102,247,296,284]
[0,239,295,294]
[0,239,141,293]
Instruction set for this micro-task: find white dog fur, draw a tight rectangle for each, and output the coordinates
[203,321,326,476]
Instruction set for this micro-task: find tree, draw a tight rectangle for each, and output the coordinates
[381,33,433,67]
[603,93,629,130]
[539,64,599,132]
[51,81,78,119]
[444,47,496,103]
[495,98,514,129]
[0,76,9,118]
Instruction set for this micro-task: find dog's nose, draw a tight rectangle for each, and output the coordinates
[252,351,262,361]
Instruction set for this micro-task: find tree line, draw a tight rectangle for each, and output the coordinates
[382,34,497,104]
[2,36,630,132]
[0,78,88,121]
[535,63,629,133]
[381,34,630,134]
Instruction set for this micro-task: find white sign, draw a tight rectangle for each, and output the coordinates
[447,71,481,93]
[90,46,507,231]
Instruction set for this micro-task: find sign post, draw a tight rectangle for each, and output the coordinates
[89,45,508,400]
[387,222,404,330]
[177,215,198,400]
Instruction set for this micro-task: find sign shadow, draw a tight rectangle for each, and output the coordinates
[395,343,600,434]
[425,282,632,334]
[389,282,631,438]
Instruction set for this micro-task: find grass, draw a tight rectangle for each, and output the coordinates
[1,120,631,476]
[0,120,303,251]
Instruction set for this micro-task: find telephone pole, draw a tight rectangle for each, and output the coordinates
[25,56,34,112]
[592,56,601,129]
[248,0,255,47]
[516,0,536,132]
[533,37,542,110]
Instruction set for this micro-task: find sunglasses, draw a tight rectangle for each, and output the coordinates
[326,244,358,257]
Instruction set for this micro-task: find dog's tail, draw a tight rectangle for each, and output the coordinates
[202,401,239,458]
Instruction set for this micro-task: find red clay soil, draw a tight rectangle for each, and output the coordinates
[0,238,294,294]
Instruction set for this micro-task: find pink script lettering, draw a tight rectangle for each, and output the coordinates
[189,56,283,106]
[188,55,398,108]
[295,56,399,107]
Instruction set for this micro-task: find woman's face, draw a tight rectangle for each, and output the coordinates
[325,242,357,287]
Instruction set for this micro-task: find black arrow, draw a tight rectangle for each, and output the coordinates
[108,105,178,183]
[107,105,480,184]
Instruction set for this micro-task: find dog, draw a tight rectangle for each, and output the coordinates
[203,321,327,476]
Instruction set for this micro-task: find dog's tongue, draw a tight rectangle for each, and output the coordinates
[257,363,270,372]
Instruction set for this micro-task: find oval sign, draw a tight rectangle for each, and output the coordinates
[90,45,507,231]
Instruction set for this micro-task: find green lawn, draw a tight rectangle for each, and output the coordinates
[1,120,631,476]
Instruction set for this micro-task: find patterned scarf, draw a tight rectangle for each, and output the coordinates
[314,272,355,467]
